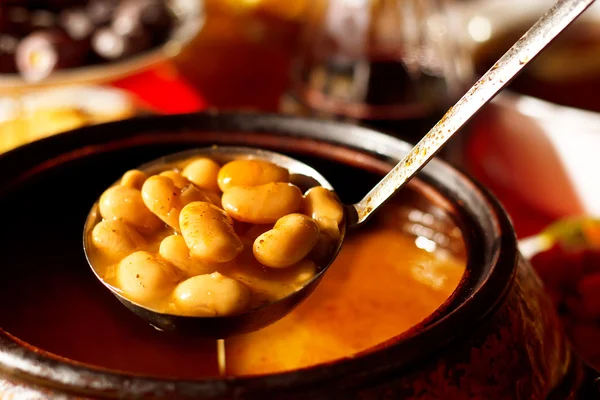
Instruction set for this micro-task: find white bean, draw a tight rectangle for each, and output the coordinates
[117,251,181,304]
[99,185,162,234]
[172,272,251,316]
[217,159,289,192]
[222,182,302,224]
[179,201,244,263]
[142,176,214,230]
[303,186,344,227]
[182,158,221,191]
[159,235,215,276]
[120,170,147,190]
[253,213,320,268]
[91,220,146,262]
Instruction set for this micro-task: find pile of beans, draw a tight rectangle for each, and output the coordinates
[531,222,600,370]
[87,157,344,317]
[0,0,174,79]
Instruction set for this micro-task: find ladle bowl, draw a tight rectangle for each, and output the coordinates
[82,146,345,338]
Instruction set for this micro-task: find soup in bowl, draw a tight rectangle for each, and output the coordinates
[0,113,582,398]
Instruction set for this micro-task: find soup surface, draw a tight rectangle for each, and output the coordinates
[0,208,464,377]
[226,225,464,375]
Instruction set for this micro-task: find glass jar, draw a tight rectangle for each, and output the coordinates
[281,0,473,143]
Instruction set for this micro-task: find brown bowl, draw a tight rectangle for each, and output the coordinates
[0,112,594,398]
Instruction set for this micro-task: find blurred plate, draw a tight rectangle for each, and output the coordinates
[0,85,140,153]
[0,0,204,91]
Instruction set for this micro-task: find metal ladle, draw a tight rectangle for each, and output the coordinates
[83,0,595,338]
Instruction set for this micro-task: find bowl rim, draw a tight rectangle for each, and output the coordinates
[0,112,518,398]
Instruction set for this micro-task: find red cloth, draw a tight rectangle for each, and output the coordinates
[111,62,207,114]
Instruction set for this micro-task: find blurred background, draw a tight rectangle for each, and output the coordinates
[1,0,600,370]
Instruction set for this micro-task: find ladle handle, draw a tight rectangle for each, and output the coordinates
[350,0,596,227]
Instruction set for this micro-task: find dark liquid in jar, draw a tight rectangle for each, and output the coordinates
[283,56,456,144]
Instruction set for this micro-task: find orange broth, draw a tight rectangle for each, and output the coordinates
[0,218,464,378]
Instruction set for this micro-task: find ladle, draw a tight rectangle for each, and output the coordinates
[83,0,595,338]
[84,147,338,338]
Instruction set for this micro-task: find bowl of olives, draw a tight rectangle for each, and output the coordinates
[0,0,203,88]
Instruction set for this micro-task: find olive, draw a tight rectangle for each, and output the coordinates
[59,8,95,41]
[112,0,173,41]
[26,1,81,11]
[0,34,19,74]
[86,0,119,26]
[3,7,31,37]
[15,29,89,81]
[0,8,10,34]
[30,10,57,30]
[91,26,151,61]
